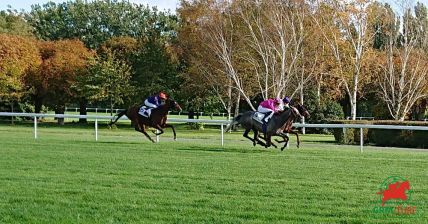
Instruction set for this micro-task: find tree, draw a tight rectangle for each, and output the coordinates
[376,0,428,120]
[178,0,234,118]
[0,34,40,108]
[27,0,177,49]
[0,9,33,37]
[77,53,132,117]
[314,0,377,120]
[25,39,92,124]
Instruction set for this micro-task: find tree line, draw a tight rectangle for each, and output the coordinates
[0,0,427,123]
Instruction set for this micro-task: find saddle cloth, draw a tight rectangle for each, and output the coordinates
[138,106,151,118]
[252,112,266,124]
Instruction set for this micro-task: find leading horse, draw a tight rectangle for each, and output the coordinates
[109,99,182,142]
[225,104,310,150]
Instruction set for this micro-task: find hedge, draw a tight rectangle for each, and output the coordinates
[330,120,428,148]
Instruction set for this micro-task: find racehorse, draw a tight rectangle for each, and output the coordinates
[225,104,310,150]
[266,104,310,150]
[225,107,295,148]
[108,99,182,143]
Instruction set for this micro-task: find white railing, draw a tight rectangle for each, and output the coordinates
[0,112,228,146]
[0,112,427,151]
[65,107,230,117]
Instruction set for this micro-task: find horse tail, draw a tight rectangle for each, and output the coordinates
[224,114,242,132]
[109,109,127,127]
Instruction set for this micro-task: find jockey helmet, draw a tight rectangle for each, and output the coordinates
[159,92,167,100]
[283,96,290,104]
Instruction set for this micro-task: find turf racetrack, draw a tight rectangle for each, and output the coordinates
[0,123,427,223]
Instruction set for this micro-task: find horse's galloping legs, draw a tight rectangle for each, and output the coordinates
[277,132,289,151]
[258,134,277,148]
[289,130,300,148]
[152,124,164,136]
[135,121,156,143]
[252,128,267,147]
[243,128,255,145]
[163,124,177,140]
[264,134,273,148]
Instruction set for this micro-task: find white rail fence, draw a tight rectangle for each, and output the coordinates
[0,112,427,152]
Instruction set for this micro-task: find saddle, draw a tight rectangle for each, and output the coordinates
[138,106,152,118]
[252,112,267,124]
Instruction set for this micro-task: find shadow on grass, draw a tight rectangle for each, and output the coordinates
[175,145,273,154]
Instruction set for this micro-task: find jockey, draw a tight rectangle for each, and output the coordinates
[139,92,167,118]
[144,92,167,109]
[258,98,282,123]
[282,96,291,109]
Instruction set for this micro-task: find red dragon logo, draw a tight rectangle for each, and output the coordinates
[377,180,410,206]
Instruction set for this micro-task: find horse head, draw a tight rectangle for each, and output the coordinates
[295,103,310,118]
[165,99,182,112]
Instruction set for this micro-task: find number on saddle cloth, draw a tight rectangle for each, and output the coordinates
[138,106,151,118]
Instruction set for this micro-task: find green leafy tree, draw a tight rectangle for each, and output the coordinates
[0,9,33,37]
[27,0,177,49]
[77,54,132,116]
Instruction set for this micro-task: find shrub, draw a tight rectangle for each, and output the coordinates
[331,120,428,148]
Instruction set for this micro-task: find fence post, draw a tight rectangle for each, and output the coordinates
[221,124,224,146]
[286,133,289,149]
[302,117,306,135]
[34,116,38,139]
[95,119,98,141]
[360,128,363,153]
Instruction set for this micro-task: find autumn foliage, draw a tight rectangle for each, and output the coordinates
[0,34,40,101]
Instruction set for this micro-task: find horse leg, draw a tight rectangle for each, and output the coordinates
[152,125,164,136]
[290,130,300,148]
[135,122,155,143]
[243,128,258,146]
[252,128,267,147]
[163,124,177,140]
[278,133,289,151]
[257,134,277,148]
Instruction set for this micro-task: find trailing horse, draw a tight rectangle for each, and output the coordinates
[109,99,182,143]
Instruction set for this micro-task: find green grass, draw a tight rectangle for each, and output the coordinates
[0,122,427,223]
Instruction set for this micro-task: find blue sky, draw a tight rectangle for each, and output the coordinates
[1,0,428,13]
[0,0,180,12]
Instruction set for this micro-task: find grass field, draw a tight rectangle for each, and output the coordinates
[0,122,427,223]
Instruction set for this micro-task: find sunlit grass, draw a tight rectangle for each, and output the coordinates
[0,123,426,223]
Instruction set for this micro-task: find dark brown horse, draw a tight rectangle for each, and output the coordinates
[108,99,182,142]
[273,104,310,149]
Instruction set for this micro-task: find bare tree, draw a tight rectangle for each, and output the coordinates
[314,0,377,120]
[201,2,257,110]
[238,0,307,100]
[377,0,428,120]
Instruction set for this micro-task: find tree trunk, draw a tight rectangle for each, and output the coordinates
[350,72,359,120]
[79,99,87,124]
[232,93,241,131]
[35,97,43,114]
[227,78,232,120]
[110,97,113,117]
[11,102,14,125]
[234,93,241,117]
[55,105,65,125]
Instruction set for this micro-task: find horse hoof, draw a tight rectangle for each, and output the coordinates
[281,147,285,151]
